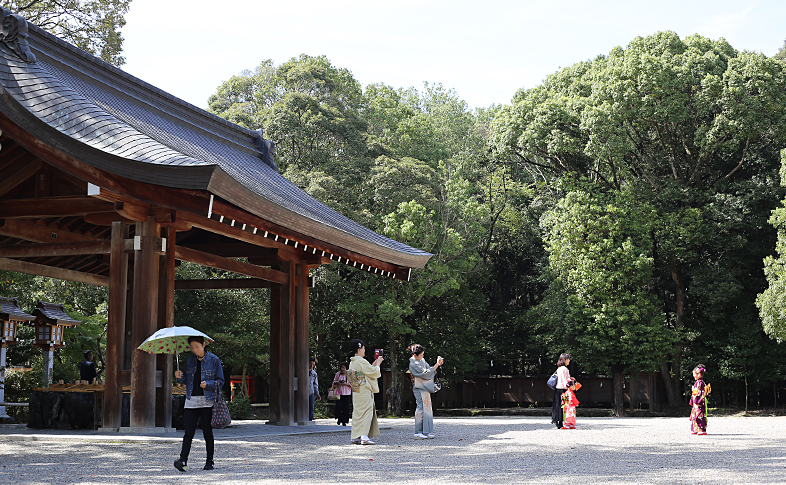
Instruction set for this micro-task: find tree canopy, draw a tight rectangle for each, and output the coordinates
[4,31,786,415]
[6,0,131,66]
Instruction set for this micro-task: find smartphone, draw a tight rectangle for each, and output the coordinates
[375,349,383,360]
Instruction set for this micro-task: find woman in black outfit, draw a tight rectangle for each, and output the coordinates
[332,362,352,426]
[551,353,574,429]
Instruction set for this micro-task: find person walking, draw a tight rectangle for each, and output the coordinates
[309,357,320,422]
[173,336,225,472]
[551,353,574,430]
[408,344,443,439]
[332,362,352,426]
[348,339,383,445]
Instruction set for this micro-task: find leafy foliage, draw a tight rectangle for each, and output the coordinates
[6,0,131,66]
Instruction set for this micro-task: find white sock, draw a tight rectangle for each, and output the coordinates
[361,435,370,441]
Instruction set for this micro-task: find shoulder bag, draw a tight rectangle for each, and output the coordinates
[211,392,232,429]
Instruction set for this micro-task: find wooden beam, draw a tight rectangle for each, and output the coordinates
[103,221,128,429]
[295,262,309,424]
[177,210,301,259]
[130,217,160,428]
[0,257,109,286]
[156,225,175,429]
[0,241,110,258]
[0,196,113,219]
[114,202,149,222]
[268,271,281,425]
[0,219,98,243]
[279,259,296,425]
[83,212,134,225]
[181,243,280,259]
[174,245,289,285]
[0,159,42,197]
[210,198,408,276]
[174,278,274,290]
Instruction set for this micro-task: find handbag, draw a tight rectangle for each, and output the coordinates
[547,372,558,390]
[211,393,231,429]
[328,384,340,400]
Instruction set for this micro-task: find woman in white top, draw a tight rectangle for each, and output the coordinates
[551,353,574,429]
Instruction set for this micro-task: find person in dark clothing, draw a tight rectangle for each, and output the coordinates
[79,350,98,383]
[174,336,224,473]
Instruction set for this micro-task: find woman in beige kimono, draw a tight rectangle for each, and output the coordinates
[348,339,383,445]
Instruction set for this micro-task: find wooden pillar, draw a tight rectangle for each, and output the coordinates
[0,347,8,418]
[155,226,175,428]
[295,262,310,424]
[277,259,296,426]
[42,349,53,386]
[267,279,281,424]
[130,216,160,428]
[103,221,128,429]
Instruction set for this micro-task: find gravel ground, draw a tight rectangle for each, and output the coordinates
[1,416,785,484]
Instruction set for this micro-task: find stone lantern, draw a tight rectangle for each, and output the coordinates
[0,297,35,420]
[29,301,81,385]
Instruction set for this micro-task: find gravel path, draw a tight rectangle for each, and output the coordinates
[1,416,785,484]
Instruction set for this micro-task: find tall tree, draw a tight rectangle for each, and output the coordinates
[491,32,786,406]
[541,186,672,415]
[758,152,786,342]
[6,0,131,66]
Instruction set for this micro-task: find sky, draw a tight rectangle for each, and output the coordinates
[120,0,786,111]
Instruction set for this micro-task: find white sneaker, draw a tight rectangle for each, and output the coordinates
[414,433,428,439]
[427,433,435,438]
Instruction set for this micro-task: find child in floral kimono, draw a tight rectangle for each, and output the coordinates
[561,381,581,429]
[690,364,710,435]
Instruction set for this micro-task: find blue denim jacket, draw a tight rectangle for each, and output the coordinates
[177,351,225,402]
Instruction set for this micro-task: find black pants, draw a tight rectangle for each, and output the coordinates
[552,388,566,428]
[180,406,214,464]
[335,394,351,425]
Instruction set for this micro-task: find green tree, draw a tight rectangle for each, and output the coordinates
[6,0,131,66]
[758,151,786,343]
[173,263,270,396]
[775,39,786,61]
[541,187,672,415]
[491,31,786,407]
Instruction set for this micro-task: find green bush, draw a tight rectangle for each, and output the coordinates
[227,395,253,420]
[3,357,43,423]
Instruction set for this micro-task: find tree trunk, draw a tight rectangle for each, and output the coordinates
[659,361,678,408]
[666,254,686,408]
[744,373,749,413]
[241,364,247,398]
[386,329,402,416]
[611,364,625,417]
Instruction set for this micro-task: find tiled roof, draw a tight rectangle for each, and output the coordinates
[0,297,35,321]
[0,8,432,269]
[32,301,81,326]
